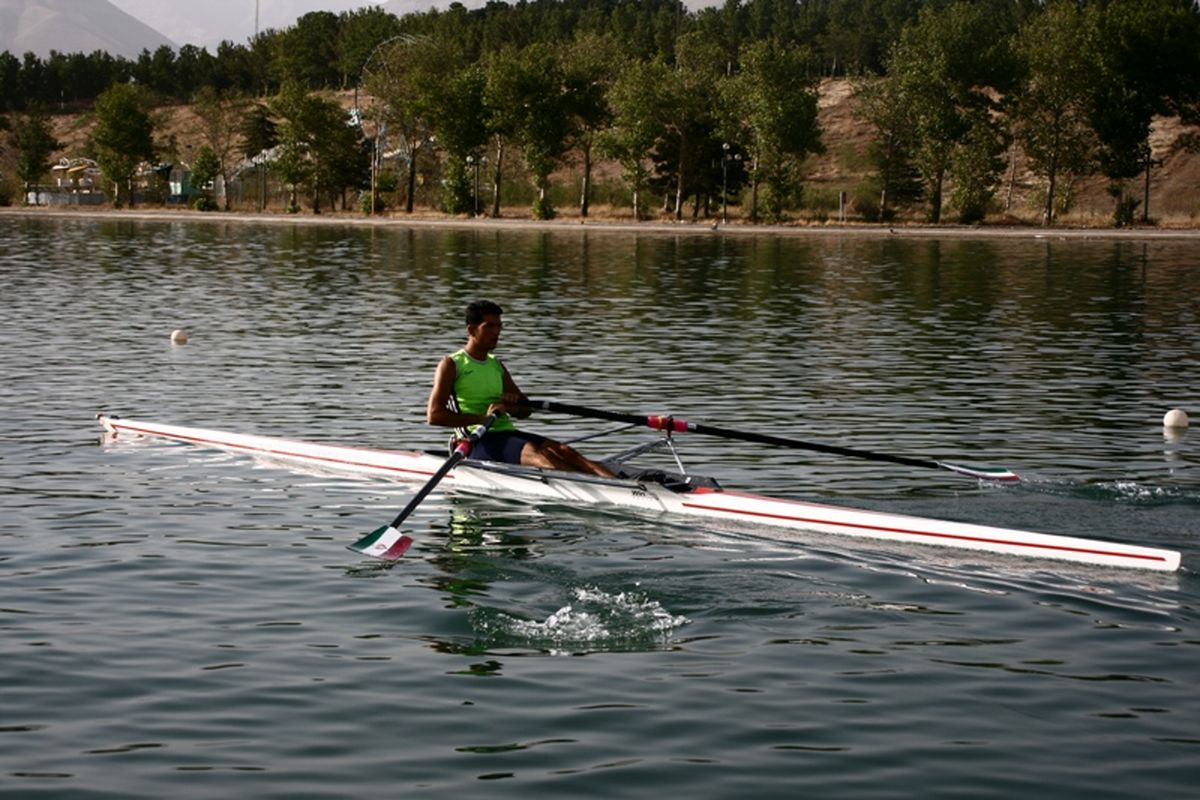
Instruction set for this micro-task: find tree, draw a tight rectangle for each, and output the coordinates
[654,32,725,221]
[823,0,923,76]
[192,86,248,210]
[364,35,440,214]
[1010,1,1098,226]
[852,75,922,220]
[722,38,823,223]
[273,12,341,89]
[337,7,403,89]
[602,58,672,220]
[882,2,1011,223]
[240,104,278,210]
[270,80,366,213]
[9,108,60,204]
[91,82,155,208]
[2,52,24,112]
[562,32,620,218]
[485,43,572,219]
[426,64,488,215]
[1085,0,1200,226]
[189,145,219,210]
[949,109,1006,223]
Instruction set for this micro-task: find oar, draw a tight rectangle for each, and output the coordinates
[528,400,1019,482]
[348,414,499,560]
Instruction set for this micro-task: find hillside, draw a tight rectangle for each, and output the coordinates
[27,79,1200,227]
[0,0,175,60]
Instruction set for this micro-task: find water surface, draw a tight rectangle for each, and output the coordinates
[1,215,1197,798]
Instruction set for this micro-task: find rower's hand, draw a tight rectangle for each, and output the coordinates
[486,401,509,417]
[499,393,531,419]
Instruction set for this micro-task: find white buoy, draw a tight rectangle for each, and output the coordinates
[1163,408,1189,429]
[170,329,189,345]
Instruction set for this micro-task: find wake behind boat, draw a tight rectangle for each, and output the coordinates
[95,413,1181,572]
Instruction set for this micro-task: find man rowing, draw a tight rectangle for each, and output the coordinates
[426,300,616,477]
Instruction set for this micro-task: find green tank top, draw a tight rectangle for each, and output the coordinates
[450,349,516,433]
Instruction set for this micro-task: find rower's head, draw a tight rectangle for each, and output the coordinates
[465,300,503,326]
[465,300,504,354]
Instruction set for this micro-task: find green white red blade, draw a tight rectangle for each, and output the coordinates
[938,462,1020,482]
[347,525,413,560]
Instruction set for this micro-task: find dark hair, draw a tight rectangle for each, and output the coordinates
[465,300,503,325]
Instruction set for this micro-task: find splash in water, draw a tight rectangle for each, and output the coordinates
[472,587,689,654]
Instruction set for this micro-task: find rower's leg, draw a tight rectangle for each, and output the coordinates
[520,440,616,478]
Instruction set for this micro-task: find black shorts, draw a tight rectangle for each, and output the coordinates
[466,431,548,464]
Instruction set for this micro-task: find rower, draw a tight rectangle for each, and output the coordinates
[426,300,615,477]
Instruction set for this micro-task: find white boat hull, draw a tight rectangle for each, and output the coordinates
[96,415,1182,572]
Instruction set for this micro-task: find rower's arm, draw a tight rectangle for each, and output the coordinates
[500,363,531,419]
[427,357,489,428]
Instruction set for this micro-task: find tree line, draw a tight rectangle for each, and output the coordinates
[3,0,1199,225]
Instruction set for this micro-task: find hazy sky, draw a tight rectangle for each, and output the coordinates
[107,1,718,50]
[107,1,385,48]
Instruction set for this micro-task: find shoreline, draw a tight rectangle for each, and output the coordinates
[4,205,1200,240]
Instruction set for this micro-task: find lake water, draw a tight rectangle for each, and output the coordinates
[2,213,1198,798]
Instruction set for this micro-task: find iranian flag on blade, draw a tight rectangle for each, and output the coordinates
[348,525,413,560]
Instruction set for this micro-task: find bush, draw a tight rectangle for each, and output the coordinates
[851,185,883,222]
[531,195,556,220]
[191,194,217,211]
[359,191,385,214]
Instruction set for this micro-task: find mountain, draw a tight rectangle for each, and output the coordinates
[0,0,175,59]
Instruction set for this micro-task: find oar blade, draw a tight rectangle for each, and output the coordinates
[938,462,1021,482]
[348,524,414,561]
[347,413,500,561]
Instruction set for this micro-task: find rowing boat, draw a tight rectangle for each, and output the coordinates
[95,414,1181,572]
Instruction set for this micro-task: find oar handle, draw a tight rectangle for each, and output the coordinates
[529,400,1017,482]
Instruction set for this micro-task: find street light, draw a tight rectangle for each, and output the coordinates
[467,154,480,217]
[721,143,730,223]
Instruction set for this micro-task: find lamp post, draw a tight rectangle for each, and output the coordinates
[720,143,729,224]
[467,155,480,217]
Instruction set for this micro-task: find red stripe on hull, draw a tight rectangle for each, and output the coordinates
[679,500,1170,566]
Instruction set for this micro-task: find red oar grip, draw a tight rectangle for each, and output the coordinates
[647,415,690,433]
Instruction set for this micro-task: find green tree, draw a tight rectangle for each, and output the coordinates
[1085,0,1200,225]
[481,45,524,217]
[192,86,248,211]
[485,43,571,219]
[189,145,219,210]
[240,103,278,210]
[337,7,403,89]
[273,12,341,89]
[659,32,725,220]
[823,0,922,76]
[9,108,60,203]
[1010,1,1098,226]
[562,32,620,218]
[364,35,440,214]
[949,110,1006,224]
[91,82,155,208]
[1,52,21,112]
[852,75,922,220]
[270,80,365,213]
[722,38,823,223]
[427,64,488,215]
[883,2,1011,223]
[602,58,672,219]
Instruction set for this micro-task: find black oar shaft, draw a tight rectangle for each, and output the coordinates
[689,421,937,471]
[529,400,1003,479]
[387,413,498,529]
